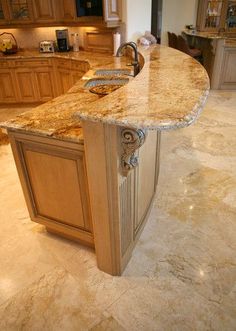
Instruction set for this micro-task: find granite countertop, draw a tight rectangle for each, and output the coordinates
[1,45,210,142]
[183,29,236,40]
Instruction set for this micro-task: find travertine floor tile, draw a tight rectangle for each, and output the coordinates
[0,267,104,331]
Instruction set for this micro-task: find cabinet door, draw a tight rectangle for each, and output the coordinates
[7,0,34,23]
[0,0,10,24]
[225,0,236,33]
[57,0,76,21]
[220,48,236,89]
[15,69,37,102]
[32,0,56,22]
[56,68,73,95]
[0,69,18,103]
[103,0,121,22]
[8,133,93,246]
[34,67,56,102]
[197,0,225,32]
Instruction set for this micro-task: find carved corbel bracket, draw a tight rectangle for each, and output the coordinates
[121,128,147,176]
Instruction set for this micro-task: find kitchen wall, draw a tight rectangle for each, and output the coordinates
[122,0,152,41]
[0,26,95,50]
[161,0,198,45]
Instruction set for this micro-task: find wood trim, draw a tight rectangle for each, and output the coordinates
[82,121,121,275]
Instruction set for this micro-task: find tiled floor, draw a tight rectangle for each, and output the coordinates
[0,91,235,330]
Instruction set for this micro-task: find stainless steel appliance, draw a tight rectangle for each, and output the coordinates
[56,29,70,52]
[39,40,55,53]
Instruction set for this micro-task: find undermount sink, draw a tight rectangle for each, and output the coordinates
[95,68,131,76]
[84,77,129,96]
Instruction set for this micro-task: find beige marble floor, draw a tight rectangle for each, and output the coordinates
[0,91,235,330]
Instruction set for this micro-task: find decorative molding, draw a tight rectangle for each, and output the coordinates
[121,128,146,176]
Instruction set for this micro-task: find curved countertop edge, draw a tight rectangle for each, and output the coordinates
[76,88,210,131]
[0,44,210,140]
[75,44,210,131]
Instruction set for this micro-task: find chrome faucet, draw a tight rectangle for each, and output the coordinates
[116,42,140,77]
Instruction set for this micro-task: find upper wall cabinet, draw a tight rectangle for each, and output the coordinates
[197,0,225,32]
[103,0,121,23]
[0,0,122,27]
[57,0,77,21]
[7,0,34,23]
[0,0,9,23]
[197,0,236,33]
[225,0,236,32]
[32,0,56,22]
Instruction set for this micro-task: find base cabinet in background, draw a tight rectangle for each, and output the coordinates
[15,69,38,103]
[220,48,236,89]
[34,68,56,102]
[0,57,88,104]
[0,69,18,103]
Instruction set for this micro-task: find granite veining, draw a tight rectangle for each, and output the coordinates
[1,45,210,140]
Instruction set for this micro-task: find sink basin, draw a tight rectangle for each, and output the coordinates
[95,68,131,76]
[84,77,129,96]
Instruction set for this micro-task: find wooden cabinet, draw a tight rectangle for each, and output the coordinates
[56,0,77,21]
[14,59,55,102]
[0,68,18,103]
[0,0,10,23]
[0,58,56,104]
[15,68,37,102]
[197,0,225,32]
[55,59,89,94]
[34,67,56,101]
[197,0,236,33]
[103,0,122,23]
[32,0,56,22]
[219,46,236,89]
[8,132,94,246]
[7,0,34,24]
[55,59,73,95]
[0,0,122,26]
[0,57,90,104]
[71,60,89,85]
[225,0,236,33]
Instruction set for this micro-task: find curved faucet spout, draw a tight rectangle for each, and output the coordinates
[116,42,140,77]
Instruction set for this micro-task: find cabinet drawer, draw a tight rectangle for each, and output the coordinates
[14,59,52,67]
[55,58,71,68]
[71,60,89,72]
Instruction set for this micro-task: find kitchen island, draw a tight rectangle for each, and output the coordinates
[0,45,209,275]
[183,30,236,89]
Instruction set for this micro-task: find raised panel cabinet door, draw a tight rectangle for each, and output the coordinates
[0,69,18,103]
[196,0,226,32]
[34,68,55,101]
[0,0,10,23]
[7,0,34,23]
[32,0,56,22]
[71,70,85,85]
[8,132,93,245]
[56,68,73,95]
[220,48,236,88]
[15,69,37,102]
[103,0,121,22]
[57,0,76,21]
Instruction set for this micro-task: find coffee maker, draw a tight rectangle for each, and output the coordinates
[56,29,70,52]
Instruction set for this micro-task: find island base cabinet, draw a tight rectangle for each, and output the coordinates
[7,131,94,247]
[83,121,161,275]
